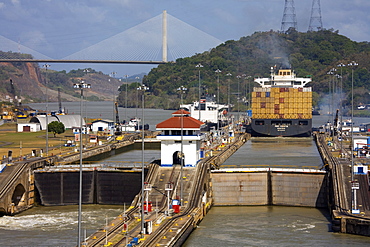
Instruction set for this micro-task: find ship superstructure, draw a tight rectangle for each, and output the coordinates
[180,94,229,130]
[251,67,312,137]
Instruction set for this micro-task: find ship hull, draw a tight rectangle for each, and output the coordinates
[251,118,312,137]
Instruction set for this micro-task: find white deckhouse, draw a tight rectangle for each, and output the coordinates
[156,109,205,167]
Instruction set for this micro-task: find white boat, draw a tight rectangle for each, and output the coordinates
[121,118,140,132]
[180,94,229,130]
[121,117,149,132]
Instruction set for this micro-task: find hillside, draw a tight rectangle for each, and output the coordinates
[0,52,125,103]
[1,30,370,115]
[119,29,370,112]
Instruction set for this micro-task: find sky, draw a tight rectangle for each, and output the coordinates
[0,0,369,77]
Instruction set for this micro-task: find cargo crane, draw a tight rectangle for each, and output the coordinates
[58,88,63,114]
[114,102,121,135]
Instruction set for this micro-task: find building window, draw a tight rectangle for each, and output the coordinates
[172,130,181,135]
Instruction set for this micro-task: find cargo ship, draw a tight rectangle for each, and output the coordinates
[250,67,312,137]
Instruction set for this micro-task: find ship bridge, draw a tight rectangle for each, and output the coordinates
[255,68,311,88]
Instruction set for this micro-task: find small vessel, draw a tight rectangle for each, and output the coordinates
[250,67,312,137]
[180,94,229,130]
[121,118,140,132]
[121,117,149,132]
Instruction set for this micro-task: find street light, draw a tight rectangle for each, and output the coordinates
[83,69,90,145]
[337,63,346,154]
[135,77,140,117]
[124,75,129,122]
[177,86,187,207]
[348,61,359,214]
[226,73,232,112]
[111,72,117,121]
[327,68,337,127]
[137,84,149,236]
[236,75,242,122]
[196,63,203,121]
[215,69,221,104]
[215,69,221,130]
[43,64,50,156]
[73,80,91,247]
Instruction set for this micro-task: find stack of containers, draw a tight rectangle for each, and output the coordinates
[251,87,312,120]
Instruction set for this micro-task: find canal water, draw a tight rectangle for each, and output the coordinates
[0,102,368,246]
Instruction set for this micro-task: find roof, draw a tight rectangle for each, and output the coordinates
[55,115,84,129]
[172,109,191,116]
[91,119,114,124]
[30,115,85,130]
[156,115,204,129]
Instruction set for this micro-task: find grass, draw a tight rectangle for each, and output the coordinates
[0,122,86,158]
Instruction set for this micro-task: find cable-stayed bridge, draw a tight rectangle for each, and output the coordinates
[0,11,223,65]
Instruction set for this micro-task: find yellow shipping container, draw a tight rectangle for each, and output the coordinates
[302,102,311,109]
[252,92,257,98]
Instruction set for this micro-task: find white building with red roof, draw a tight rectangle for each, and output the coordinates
[156,109,205,167]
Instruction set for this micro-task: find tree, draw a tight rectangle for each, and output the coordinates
[48,121,65,137]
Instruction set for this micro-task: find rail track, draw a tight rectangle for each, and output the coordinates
[140,159,210,246]
[86,163,183,246]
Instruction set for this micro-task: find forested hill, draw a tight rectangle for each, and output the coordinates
[130,29,370,111]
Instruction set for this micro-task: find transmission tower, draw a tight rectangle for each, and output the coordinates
[308,0,323,31]
[281,0,298,32]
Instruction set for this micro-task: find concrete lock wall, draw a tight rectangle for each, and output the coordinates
[212,171,327,208]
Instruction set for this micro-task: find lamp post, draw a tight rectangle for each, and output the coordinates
[246,76,252,110]
[83,69,90,145]
[137,84,149,236]
[135,77,140,117]
[43,64,50,156]
[111,72,117,122]
[327,68,336,130]
[348,61,358,214]
[236,75,242,123]
[226,73,232,112]
[337,63,345,154]
[177,86,187,207]
[124,75,129,122]
[196,63,203,121]
[73,80,91,247]
[215,69,221,130]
